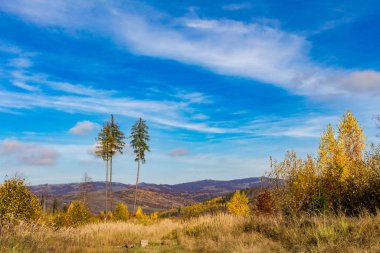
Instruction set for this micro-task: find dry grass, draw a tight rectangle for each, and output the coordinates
[1,213,380,252]
[0,219,182,253]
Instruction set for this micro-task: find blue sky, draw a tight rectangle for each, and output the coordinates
[0,0,379,185]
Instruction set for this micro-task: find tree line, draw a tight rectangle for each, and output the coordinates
[95,115,150,221]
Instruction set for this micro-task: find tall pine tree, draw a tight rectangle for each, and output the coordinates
[96,121,111,221]
[130,118,150,213]
[108,115,126,211]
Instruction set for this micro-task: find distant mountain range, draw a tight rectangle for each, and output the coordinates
[29,177,267,214]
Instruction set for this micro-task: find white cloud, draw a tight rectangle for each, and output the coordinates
[8,57,32,68]
[169,148,188,157]
[120,17,310,88]
[116,15,380,97]
[46,80,114,97]
[0,139,59,166]
[0,89,229,133]
[340,71,380,94]
[69,121,99,135]
[1,0,377,97]
[242,115,340,138]
[7,56,113,97]
[176,92,212,104]
[0,0,379,139]
[12,80,39,91]
[87,142,99,157]
[0,42,226,133]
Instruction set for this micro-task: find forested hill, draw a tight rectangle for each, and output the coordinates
[28,177,267,213]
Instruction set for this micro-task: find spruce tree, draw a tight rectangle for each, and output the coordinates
[108,115,126,211]
[130,118,150,212]
[96,122,111,221]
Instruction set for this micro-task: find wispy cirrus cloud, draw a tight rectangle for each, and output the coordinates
[0,89,228,133]
[222,3,254,11]
[1,0,378,98]
[11,80,39,92]
[0,41,346,138]
[0,40,342,137]
[240,115,340,138]
[0,42,223,133]
[6,53,113,96]
[176,92,212,104]
[8,57,33,68]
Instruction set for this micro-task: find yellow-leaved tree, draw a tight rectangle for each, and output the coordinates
[317,124,343,210]
[135,206,144,219]
[337,111,368,213]
[338,111,365,162]
[227,190,250,216]
[338,111,366,181]
[317,112,366,197]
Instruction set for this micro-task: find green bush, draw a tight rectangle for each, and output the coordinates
[114,202,129,221]
[66,200,89,226]
[0,177,42,222]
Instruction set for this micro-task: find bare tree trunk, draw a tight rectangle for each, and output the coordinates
[134,159,140,213]
[105,159,108,222]
[110,156,113,212]
[43,184,48,212]
[81,173,92,206]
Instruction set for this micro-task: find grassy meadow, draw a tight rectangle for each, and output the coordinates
[2,213,380,253]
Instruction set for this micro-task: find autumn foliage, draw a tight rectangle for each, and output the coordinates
[227,190,250,216]
[66,201,90,226]
[255,190,275,214]
[0,177,41,222]
[135,206,144,219]
[114,202,129,221]
[268,111,380,215]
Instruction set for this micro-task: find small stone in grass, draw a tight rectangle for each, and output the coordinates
[141,240,149,247]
